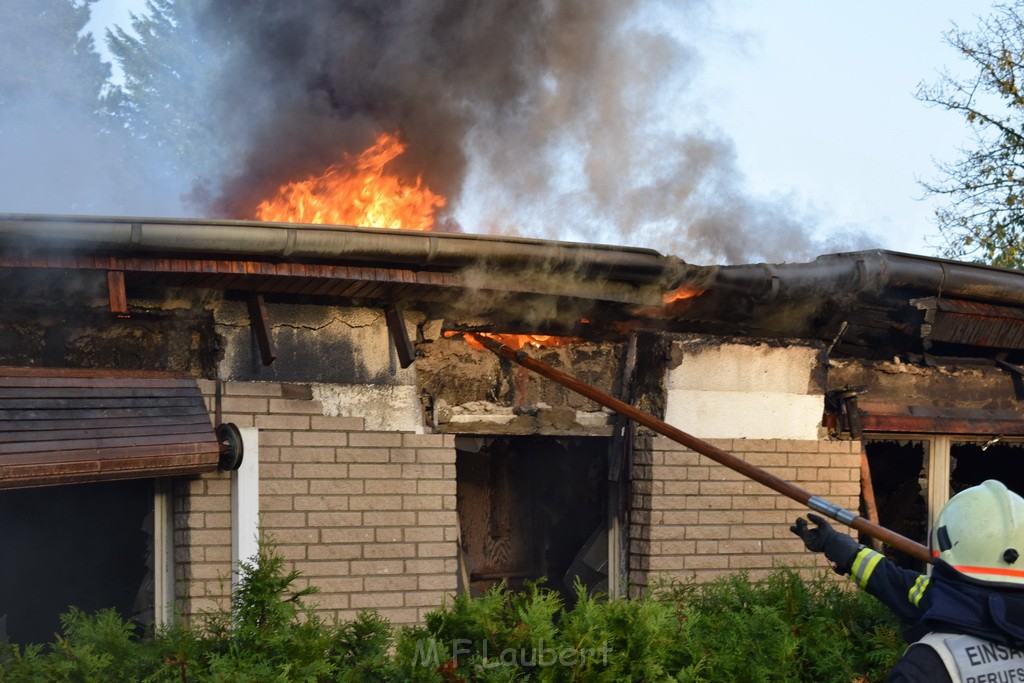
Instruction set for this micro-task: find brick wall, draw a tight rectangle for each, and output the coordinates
[629,436,861,595]
[173,383,861,621]
[174,380,459,625]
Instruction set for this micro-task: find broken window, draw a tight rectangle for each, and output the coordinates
[950,440,1024,499]
[0,479,155,646]
[455,436,608,602]
[865,437,1024,576]
[863,439,928,571]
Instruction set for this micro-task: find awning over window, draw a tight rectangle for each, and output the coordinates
[0,367,221,490]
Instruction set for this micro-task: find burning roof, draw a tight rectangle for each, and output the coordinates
[3,213,1024,367]
[4,1,880,264]
[254,132,446,231]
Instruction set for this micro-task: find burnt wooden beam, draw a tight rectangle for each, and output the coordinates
[107,270,127,313]
[246,294,277,366]
[829,400,1024,436]
[859,414,1024,436]
[385,303,416,368]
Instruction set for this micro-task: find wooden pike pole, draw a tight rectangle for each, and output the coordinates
[469,333,933,565]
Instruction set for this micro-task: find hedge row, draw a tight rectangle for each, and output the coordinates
[0,543,904,682]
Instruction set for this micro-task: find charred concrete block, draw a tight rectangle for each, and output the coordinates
[0,303,217,375]
[216,301,419,385]
[415,333,635,435]
[0,270,220,374]
[666,337,826,440]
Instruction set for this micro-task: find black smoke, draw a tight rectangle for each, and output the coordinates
[2,0,880,263]
[198,0,877,263]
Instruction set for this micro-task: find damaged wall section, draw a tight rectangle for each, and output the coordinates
[216,300,427,431]
[0,271,217,376]
[665,337,827,440]
[829,357,1024,416]
[217,300,417,386]
[415,333,667,436]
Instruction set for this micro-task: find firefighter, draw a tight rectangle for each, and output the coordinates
[791,479,1024,682]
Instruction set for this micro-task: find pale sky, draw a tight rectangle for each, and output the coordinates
[84,0,1000,259]
[679,1,999,256]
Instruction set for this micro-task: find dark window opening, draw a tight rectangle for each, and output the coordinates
[950,442,1024,499]
[455,436,608,603]
[0,479,154,646]
[864,440,928,572]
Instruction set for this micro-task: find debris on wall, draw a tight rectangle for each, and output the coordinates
[415,334,627,435]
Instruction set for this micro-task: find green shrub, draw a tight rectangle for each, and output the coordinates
[656,568,903,682]
[0,548,902,682]
[330,610,401,682]
[396,567,902,682]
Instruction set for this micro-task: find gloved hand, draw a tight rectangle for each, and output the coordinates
[790,513,861,574]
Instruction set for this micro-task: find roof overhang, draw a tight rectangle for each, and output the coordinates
[0,213,691,339]
[5,214,1024,361]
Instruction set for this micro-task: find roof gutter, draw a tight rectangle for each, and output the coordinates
[708,251,1024,307]
[6,216,1022,305]
[0,214,686,286]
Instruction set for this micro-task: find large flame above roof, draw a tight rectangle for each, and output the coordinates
[254,132,446,230]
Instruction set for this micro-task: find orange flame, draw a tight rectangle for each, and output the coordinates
[255,132,446,230]
[662,284,705,304]
[444,331,580,351]
[628,283,706,321]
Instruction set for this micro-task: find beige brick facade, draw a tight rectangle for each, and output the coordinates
[174,381,459,625]
[172,382,862,624]
[628,435,861,595]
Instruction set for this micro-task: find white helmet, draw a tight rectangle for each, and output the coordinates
[931,479,1024,587]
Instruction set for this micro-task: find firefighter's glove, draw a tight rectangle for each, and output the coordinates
[790,513,861,574]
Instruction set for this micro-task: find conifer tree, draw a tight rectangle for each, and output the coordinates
[0,0,110,113]
[106,0,227,198]
[0,0,119,212]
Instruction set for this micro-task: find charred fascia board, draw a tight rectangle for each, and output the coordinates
[0,214,694,320]
[661,251,1024,357]
[710,251,1024,305]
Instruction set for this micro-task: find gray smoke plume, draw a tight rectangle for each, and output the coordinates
[200,0,877,263]
[2,0,880,264]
